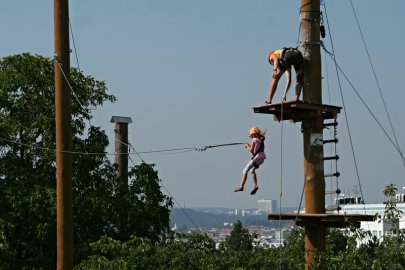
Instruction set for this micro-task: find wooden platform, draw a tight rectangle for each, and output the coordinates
[268,213,375,228]
[253,101,342,122]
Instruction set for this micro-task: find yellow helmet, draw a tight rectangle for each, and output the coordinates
[249,127,261,136]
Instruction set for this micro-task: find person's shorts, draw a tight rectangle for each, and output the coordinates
[279,49,303,72]
[243,158,265,174]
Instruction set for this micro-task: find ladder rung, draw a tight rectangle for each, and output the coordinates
[323,155,339,161]
[323,122,338,128]
[325,189,341,195]
[326,206,342,211]
[322,138,338,144]
[324,172,340,178]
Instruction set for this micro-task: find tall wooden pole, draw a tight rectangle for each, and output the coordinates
[301,0,325,269]
[54,0,73,269]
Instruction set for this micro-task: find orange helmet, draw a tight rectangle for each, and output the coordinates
[268,51,274,64]
[249,127,261,136]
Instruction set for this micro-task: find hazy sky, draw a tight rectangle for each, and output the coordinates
[2,1,404,210]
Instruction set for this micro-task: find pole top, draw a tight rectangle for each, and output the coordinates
[110,116,133,124]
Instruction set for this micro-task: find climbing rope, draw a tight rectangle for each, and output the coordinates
[69,18,81,71]
[349,0,405,168]
[0,136,244,157]
[322,2,367,211]
[277,127,312,270]
[123,138,202,232]
[278,100,285,259]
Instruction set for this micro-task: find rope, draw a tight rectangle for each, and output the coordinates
[349,0,405,168]
[123,139,201,232]
[278,127,312,270]
[0,136,244,157]
[322,5,341,210]
[323,46,335,205]
[114,137,146,164]
[69,18,80,71]
[194,142,243,151]
[54,56,93,128]
[322,3,367,212]
[322,46,405,165]
[278,100,284,261]
[323,3,373,229]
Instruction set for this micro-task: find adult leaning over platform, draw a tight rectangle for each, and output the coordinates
[266,47,303,104]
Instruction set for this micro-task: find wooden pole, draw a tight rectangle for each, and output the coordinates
[54,0,73,269]
[300,0,325,269]
[111,116,132,238]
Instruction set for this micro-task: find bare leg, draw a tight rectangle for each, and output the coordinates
[234,173,247,192]
[250,172,259,195]
[295,69,303,101]
[267,71,285,103]
[295,84,302,101]
[251,171,258,188]
[267,78,279,103]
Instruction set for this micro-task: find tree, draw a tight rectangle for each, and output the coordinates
[115,162,173,243]
[0,53,116,268]
[0,53,173,268]
[75,236,157,270]
[221,220,254,252]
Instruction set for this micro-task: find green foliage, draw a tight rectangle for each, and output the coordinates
[278,228,305,270]
[221,220,254,252]
[75,236,156,270]
[0,53,172,269]
[316,184,405,270]
[382,184,403,234]
[156,232,221,270]
[116,162,174,243]
[0,53,117,268]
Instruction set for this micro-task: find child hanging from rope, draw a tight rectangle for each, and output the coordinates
[234,127,266,195]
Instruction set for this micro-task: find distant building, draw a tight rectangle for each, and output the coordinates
[329,194,405,244]
[257,199,277,213]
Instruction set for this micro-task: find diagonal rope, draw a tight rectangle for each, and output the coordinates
[322,3,367,212]
[349,0,405,168]
[54,56,93,128]
[122,138,202,232]
[322,6,340,209]
[69,18,80,71]
[322,45,405,165]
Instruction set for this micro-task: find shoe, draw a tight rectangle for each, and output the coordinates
[250,187,259,195]
[265,100,272,105]
[234,187,244,192]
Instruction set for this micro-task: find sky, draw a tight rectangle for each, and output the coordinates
[2,1,405,210]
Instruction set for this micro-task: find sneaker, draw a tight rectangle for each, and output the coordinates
[250,187,259,195]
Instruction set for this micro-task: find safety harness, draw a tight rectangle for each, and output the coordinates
[280,47,298,66]
[253,140,265,157]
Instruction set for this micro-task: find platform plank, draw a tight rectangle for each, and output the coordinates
[268,212,375,228]
[253,101,342,122]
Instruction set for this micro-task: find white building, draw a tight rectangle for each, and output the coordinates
[257,199,277,213]
[329,196,405,243]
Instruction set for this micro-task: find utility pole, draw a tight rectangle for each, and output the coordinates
[54,0,73,269]
[111,116,132,238]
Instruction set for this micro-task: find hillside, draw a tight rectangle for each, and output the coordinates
[170,208,291,230]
